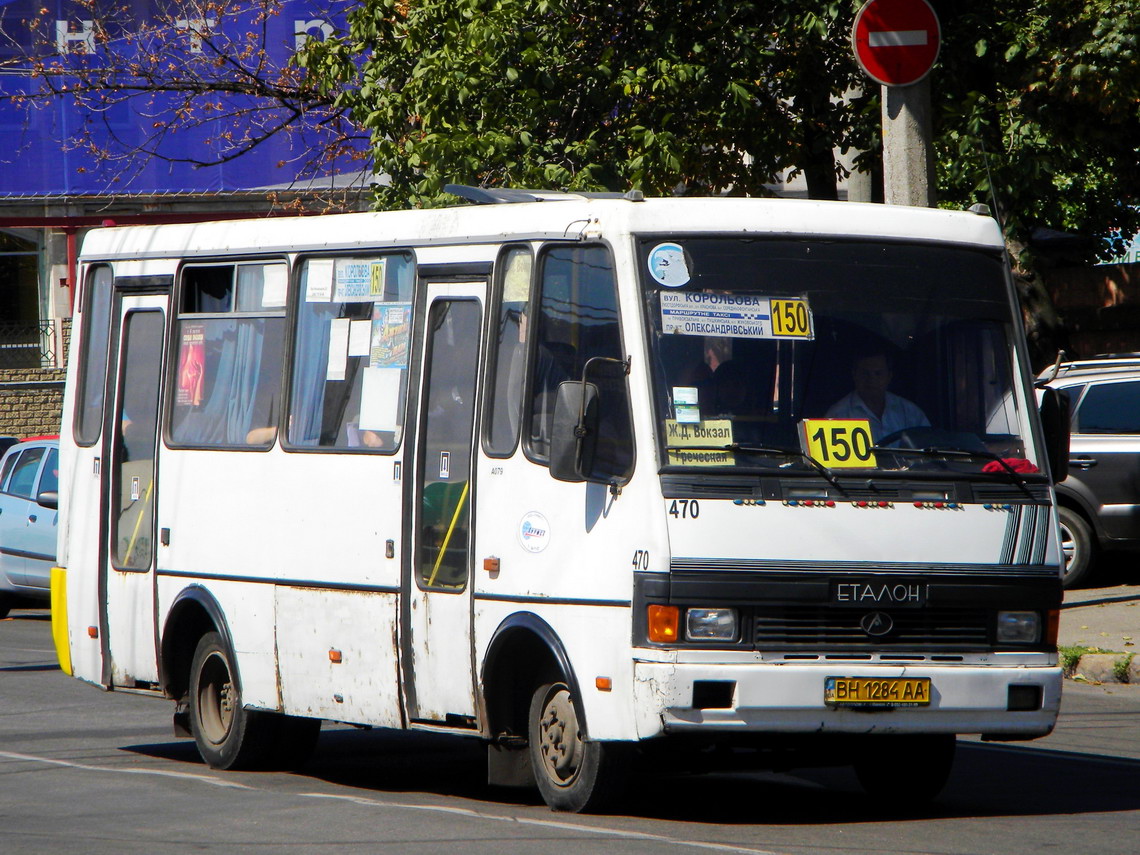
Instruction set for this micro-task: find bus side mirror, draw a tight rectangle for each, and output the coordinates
[1038,387,1071,484]
[549,381,599,483]
[36,490,58,510]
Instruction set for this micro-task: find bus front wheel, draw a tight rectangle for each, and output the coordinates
[188,631,272,770]
[527,681,627,813]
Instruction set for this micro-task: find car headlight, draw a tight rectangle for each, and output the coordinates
[685,608,738,642]
[997,611,1041,644]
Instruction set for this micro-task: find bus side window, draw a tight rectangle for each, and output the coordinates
[74,265,114,446]
[286,254,415,451]
[168,262,286,449]
[484,246,532,456]
[528,245,633,479]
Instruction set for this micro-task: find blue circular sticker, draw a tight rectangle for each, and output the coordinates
[648,242,690,287]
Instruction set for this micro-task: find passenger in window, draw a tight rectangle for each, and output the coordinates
[826,349,929,441]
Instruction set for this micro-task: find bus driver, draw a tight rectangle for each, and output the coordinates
[826,349,929,441]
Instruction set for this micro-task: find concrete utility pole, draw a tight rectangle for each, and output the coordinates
[851,0,941,208]
[881,77,936,207]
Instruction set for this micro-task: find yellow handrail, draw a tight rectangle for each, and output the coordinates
[427,480,469,587]
[124,477,154,568]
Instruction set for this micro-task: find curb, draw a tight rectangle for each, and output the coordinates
[1067,653,1140,685]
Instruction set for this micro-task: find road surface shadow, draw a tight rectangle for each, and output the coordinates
[124,726,1140,823]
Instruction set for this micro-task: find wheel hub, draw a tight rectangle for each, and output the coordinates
[538,687,582,785]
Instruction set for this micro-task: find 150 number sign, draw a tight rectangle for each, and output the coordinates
[801,419,878,468]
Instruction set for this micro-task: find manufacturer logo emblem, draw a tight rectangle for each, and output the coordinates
[859,611,894,637]
[518,511,550,553]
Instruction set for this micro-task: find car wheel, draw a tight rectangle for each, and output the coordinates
[1058,506,1096,589]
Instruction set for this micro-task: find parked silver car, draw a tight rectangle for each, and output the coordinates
[0,437,59,617]
[1040,356,1140,587]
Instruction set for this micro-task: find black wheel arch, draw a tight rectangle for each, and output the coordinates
[1053,486,1104,543]
[160,585,236,701]
[481,612,587,742]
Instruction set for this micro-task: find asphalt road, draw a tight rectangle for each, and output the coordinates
[3,608,1139,855]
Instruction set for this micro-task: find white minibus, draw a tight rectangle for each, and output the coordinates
[52,189,1069,811]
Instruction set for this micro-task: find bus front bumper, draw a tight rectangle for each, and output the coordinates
[632,660,1063,740]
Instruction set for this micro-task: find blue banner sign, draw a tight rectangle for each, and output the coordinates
[0,0,364,198]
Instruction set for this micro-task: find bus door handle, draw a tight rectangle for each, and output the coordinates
[1069,456,1098,471]
[28,513,37,523]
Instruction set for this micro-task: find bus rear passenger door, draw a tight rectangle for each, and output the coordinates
[102,293,166,688]
[404,282,483,727]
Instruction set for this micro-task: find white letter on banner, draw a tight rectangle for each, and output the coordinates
[175,18,217,54]
[56,20,96,54]
[295,19,334,51]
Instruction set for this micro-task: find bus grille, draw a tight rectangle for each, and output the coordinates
[752,607,990,648]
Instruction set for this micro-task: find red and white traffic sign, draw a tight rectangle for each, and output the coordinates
[852,0,941,87]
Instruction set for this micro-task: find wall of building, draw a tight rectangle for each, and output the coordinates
[0,319,68,439]
[1045,262,1140,358]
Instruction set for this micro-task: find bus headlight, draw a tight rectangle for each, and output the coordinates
[996,611,1040,644]
[685,608,738,642]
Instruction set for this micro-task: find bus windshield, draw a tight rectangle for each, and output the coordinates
[640,236,1038,478]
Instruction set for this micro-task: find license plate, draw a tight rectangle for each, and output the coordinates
[824,677,931,707]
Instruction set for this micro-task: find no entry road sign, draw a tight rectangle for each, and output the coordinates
[852,0,941,87]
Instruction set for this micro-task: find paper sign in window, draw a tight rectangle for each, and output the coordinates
[359,366,402,432]
[326,318,350,381]
[348,319,372,357]
[335,258,387,303]
[261,265,288,308]
[305,259,334,302]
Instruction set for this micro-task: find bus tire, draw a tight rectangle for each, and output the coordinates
[528,680,627,813]
[853,734,955,808]
[1058,506,1096,589]
[188,631,273,770]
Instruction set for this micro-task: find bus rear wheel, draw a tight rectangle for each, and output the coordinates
[528,681,626,813]
[188,631,273,770]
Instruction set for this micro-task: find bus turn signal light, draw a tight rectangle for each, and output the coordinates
[647,605,679,643]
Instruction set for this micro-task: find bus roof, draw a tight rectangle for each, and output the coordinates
[78,196,1006,261]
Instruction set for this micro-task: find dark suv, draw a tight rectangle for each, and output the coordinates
[1041,356,1140,587]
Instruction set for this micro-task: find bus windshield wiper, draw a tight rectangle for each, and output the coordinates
[869,445,1035,497]
[665,443,848,496]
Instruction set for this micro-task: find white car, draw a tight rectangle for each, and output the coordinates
[0,437,59,618]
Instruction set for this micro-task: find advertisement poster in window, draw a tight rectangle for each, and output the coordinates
[370,303,412,369]
[176,322,206,406]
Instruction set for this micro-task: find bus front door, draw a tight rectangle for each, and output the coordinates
[404,284,483,726]
[101,294,166,688]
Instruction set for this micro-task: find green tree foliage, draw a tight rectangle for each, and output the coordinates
[295,0,1140,264]
[934,0,1140,261]
[298,1,871,208]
